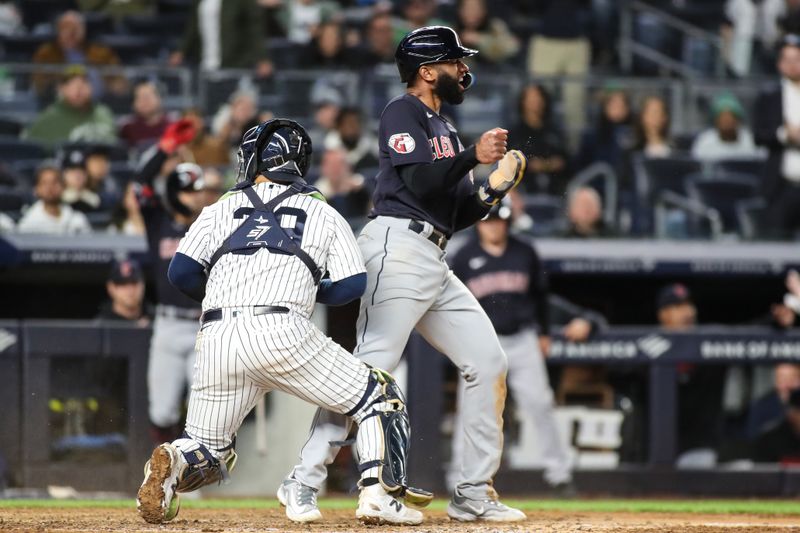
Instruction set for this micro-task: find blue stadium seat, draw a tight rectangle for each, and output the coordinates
[0,35,52,63]
[712,158,767,179]
[0,137,47,162]
[97,34,164,65]
[686,172,760,236]
[523,194,566,237]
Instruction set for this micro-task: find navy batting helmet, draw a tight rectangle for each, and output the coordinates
[237,118,312,184]
[166,162,204,216]
[395,26,478,87]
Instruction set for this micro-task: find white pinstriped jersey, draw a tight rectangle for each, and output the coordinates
[176,181,365,317]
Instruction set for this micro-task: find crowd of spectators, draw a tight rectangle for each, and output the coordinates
[0,0,799,473]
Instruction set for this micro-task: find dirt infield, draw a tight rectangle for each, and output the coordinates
[1,507,799,533]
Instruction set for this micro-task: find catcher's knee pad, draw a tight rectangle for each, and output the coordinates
[172,435,238,493]
[352,368,433,507]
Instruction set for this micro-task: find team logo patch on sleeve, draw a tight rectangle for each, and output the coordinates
[388,133,416,154]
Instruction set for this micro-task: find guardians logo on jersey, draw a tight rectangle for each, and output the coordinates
[388,133,416,154]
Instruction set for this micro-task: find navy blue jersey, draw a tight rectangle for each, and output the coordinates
[141,204,200,310]
[370,94,474,235]
[452,234,549,335]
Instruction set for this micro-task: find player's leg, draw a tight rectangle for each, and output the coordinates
[289,220,437,494]
[137,319,257,524]
[147,315,197,443]
[415,271,525,521]
[501,330,573,489]
[246,313,426,525]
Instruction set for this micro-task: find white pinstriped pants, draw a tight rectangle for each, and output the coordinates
[183,307,383,470]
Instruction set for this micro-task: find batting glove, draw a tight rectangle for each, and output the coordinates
[478,149,527,206]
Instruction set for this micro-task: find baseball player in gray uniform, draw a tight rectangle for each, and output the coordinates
[450,202,574,495]
[136,119,432,526]
[281,26,528,523]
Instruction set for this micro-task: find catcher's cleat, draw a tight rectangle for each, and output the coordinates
[137,444,182,524]
[356,484,423,526]
[446,488,526,522]
[277,478,322,523]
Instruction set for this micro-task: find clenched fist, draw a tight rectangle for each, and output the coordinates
[476,127,508,164]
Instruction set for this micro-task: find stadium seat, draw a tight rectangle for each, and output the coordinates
[0,187,25,213]
[0,35,52,63]
[0,137,47,162]
[84,12,115,40]
[736,197,768,241]
[19,0,77,32]
[0,117,23,136]
[122,14,187,49]
[635,154,703,201]
[97,34,164,65]
[523,194,567,236]
[686,172,760,236]
[712,158,767,178]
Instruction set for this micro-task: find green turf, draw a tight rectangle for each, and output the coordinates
[0,498,799,515]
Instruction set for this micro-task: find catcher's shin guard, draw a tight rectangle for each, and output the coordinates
[354,368,433,508]
[172,435,238,493]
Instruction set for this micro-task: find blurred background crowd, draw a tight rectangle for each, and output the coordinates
[3,0,800,492]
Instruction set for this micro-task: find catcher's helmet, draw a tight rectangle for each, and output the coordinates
[237,118,312,184]
[166,162,204,216]
[395,26,478,86]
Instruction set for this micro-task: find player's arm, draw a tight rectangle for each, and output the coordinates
[135,119,196,187]
[168,252,207,302]
[321,210,368,306]
[316,273,367,306]
[170,206,214,302]
[397,128,508,199]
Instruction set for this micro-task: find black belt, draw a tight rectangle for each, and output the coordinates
[201,306,290,325]
[408,220,448,250]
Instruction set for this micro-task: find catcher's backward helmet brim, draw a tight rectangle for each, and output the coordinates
[395,25,478,83]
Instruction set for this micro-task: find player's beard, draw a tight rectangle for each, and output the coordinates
[434,71,464,105]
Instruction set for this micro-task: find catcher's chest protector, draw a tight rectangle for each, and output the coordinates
[207,182,322,284]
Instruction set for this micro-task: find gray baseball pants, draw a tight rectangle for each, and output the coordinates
[291,216,508,500]
[451,328,572,486]
[147,314,199,427]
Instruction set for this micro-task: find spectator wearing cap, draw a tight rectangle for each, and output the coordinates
[32,10,124,99]
[753,387,800,463]
[169,0,273,78]
[657,283,697,330]
[60,147,102,213]
[96,259,153,326]
[656,283,726,457]
[17,163,92,235]
[119,80,172,151]
[23,67,117,149]
[691,92,765,161]
[754,34,800,238]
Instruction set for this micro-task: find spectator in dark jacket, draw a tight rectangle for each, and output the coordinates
[508,84,570,195]
[753,387,800,463]
[577,88,635,176]
[753,34,800,238]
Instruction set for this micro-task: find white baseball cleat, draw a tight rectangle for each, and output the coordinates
[447,488,526,522]
[277,478,322,523]
[355,484,424,525]
[137,443,182,524]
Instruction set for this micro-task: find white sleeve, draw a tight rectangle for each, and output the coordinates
[325,210,366,282]
[176,206,215,267]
